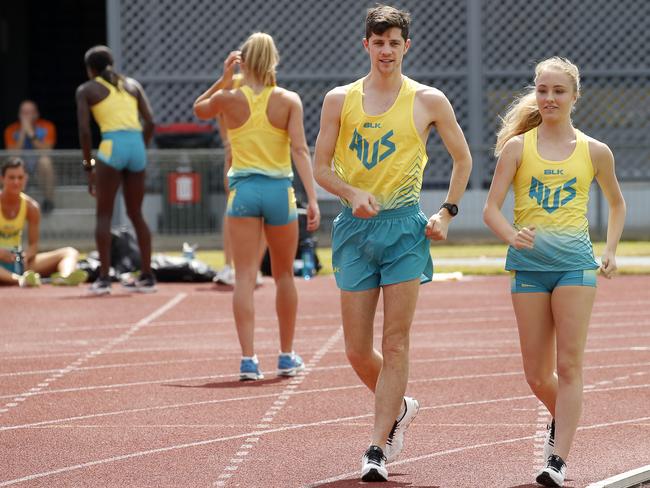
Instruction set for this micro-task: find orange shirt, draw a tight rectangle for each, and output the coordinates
[4,119,57,149]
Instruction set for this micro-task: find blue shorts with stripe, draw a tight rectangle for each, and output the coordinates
[332,204,433,291]
[510,269,597,293]
[227,174,297,226]
[97,130,147,172]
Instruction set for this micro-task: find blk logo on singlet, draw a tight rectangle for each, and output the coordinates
[529,176,576,214]
[349,128,396,170]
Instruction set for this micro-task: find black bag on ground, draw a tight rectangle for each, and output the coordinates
[151,254,216,282]
[76,229,141,282]
[110,228,141,274]
[260,207,321,277]
[76,255,101,282]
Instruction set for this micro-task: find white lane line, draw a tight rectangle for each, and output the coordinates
[306,415,650,486]
[3,374,649,438]
[2,350,648,401]
[0,357,220,378]
[5,314,649,354]
[212,328,343,487]
[0,293,187,419]
[5,297,648,350]
[3,296,644,338]
[3,411,648,488]
[1,361,648,431]
[2,323,648,364]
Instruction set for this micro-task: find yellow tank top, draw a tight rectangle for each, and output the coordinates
[333,76,426,209]
[506,126,598,270]
[227,85,292,180]
[90,77,142,133]
[0,193,27,249]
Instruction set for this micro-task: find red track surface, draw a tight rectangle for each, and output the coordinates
[1,275,649,487]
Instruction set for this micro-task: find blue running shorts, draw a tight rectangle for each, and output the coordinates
[227,174,297,226]
[511,269,597,294]
[97,130,147,172]
[332,204,433,291]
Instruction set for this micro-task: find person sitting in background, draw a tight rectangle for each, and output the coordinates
[0,157,87,287]
[3,100,57,214]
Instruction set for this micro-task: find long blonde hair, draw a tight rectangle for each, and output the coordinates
[241,32,279,87]
[494,57,581,156]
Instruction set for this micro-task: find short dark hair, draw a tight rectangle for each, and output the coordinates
[365,4,411,41]
[84,45,114,73]
[1,157,25,177]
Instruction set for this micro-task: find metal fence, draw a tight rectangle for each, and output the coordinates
[1,147,647,251]
[107,0,650,189]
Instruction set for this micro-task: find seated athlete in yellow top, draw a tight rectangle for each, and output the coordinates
[313,5,472,482]
[0,157,87,287]
[193,32,320,382]
[483,57,626,488]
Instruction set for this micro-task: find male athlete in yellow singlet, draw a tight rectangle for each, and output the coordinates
[314,5,472,482]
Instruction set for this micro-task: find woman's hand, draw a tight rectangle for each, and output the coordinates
[600,250,617,278]
[509,226,536,250]
[87,169,96,197]
[306,199,321,232]
[222,51,241,83]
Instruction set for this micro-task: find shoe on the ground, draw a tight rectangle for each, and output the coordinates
[361,445,388,482]
[277,352,305,377]
[385,396,420,462]
[543,418,555,462]
[19,270,41,287]
[51,269,89,286]
[240,356,264,381]
[89,276,111,295]
[213,265,235,286]
[536,454,566,487]
[122,273,157,293]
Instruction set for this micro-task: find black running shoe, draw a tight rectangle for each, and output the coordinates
[536,454,566,487]
[89,276,111,296]
[122,273,157,293]
[361,445,388,482]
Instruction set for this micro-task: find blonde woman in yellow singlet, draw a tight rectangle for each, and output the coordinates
[484,57,626,487]
[193,32,320,381]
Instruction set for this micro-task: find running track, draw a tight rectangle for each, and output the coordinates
[1,275,649,487]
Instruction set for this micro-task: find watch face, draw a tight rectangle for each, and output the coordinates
[442,203,458,216]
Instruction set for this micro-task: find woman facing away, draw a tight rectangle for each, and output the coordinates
[483,57,626,487]
[76,45,156,295]
[193,32,320,380]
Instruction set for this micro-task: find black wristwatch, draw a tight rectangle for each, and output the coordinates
[440,202,458,217]
[82,158,96,172]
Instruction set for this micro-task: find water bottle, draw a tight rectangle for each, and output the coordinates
[182,242,196,261]
[301,238,315,280]
[12,247,24,275]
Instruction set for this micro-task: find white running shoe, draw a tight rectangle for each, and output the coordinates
[361,445,388,482]
[543,418,555,463]
[536,454,566,487]
[385,396,419,462]
[214,265,235,286]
